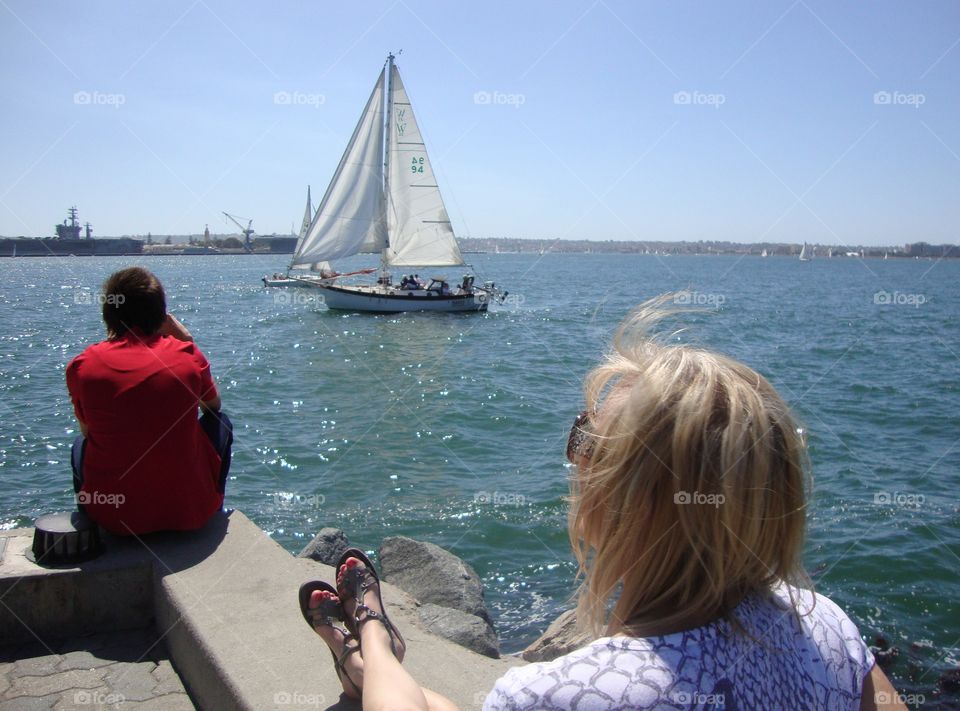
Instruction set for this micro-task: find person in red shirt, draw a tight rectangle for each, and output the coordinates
[66,267,233,535]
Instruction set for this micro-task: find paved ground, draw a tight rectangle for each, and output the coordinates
[0,627,195,710]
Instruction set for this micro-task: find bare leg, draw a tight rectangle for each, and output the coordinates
[307,589,364,699]
[338,559,460,711]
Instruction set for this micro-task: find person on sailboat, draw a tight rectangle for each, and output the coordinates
[66,267,233,535]
[298,294,903,710]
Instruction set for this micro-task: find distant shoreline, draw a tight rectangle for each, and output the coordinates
[0,236,957,259]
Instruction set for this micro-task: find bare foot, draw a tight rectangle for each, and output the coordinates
[308,588,363,699]
[337,557,403,659]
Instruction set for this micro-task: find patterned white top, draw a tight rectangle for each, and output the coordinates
[484,585,873,711]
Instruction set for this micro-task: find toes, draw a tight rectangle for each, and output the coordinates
[308,589,338,609]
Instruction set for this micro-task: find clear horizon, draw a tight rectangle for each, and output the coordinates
[1,2,958,247]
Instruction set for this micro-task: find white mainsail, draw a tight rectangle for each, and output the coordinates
[292,70,388,267]
[384,65,464,267]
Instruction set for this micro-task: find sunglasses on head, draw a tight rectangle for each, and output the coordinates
[566,410,595,463]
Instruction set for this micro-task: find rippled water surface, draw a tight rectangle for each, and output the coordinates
[1,253,957,705]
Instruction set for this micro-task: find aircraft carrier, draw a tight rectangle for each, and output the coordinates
[0,207,143,257]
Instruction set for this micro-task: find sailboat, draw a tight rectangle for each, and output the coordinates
[760,248,768,258]
[284,54,503,312]
[799,243,811,261]
[262,186,363,287]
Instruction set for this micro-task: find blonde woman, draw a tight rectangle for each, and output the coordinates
[301,295,904,710]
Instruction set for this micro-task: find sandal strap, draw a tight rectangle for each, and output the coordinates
[306,601,341,627]
[336,640,360,667]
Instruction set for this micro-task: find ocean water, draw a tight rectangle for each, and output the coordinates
[1,253,957,706]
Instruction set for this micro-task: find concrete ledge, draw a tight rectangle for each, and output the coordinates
[0,512,521,710]
[0,529,153,644]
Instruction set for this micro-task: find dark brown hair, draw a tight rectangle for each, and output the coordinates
[102,267,166,338]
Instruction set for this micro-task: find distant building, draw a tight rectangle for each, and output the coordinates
[904,242,960,258]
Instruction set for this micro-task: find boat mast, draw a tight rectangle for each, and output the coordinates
[380,52,395,274]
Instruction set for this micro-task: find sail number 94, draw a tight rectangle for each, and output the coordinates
[410,157,425,174]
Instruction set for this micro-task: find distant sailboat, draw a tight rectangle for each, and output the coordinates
[761,248,768,258]
[799,243,811,262]
[281,54,503,312]
[263,186,356,287]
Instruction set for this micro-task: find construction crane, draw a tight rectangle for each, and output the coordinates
[222,212,254,252]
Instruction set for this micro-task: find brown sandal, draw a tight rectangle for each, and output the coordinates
[298,580,363,697]
[335,549,406,663]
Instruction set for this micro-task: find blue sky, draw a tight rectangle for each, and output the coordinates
[1,1,957,246]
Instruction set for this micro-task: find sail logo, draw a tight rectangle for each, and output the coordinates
[873,290,925,307]
[395,108,407,136]
[873,91,925,108]
[273,91,325,108]
[673,91,725,108]
[473,91,525,108]
[73,91,126,108]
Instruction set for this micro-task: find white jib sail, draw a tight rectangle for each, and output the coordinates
[384,64,464,267]
[292,70,388,267]
[290,186,331,273]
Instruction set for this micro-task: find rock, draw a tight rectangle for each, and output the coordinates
[939,668,960,693]
[418,603,500,659]
[298,528,349,566]
[521,609,588,662]
[870,634,900,669]
[379,536,491,623]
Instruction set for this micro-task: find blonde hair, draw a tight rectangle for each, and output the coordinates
[569,294,811,638]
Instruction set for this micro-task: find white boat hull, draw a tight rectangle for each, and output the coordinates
[310,283,488,313]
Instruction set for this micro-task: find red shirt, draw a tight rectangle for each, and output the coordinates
[66,331,223,535]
